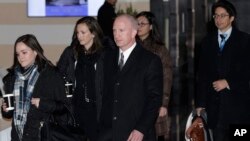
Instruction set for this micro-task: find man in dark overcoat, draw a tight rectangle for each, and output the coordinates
[98,14,163,141]
[195,1,250,141]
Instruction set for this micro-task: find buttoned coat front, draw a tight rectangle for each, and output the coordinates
[196,27,250,128]
[99,43,163,141]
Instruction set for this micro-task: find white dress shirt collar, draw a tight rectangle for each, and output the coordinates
[218,27,232,41]
[119,42,136,65]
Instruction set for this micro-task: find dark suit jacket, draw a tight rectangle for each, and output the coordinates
[99,43,163,141]
[196,27,250,128]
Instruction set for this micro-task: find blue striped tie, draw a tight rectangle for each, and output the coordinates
[219,34,227,51]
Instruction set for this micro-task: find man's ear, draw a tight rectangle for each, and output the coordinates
[132,29,137,38]
[34,51,38,56]
[230,16,235,23]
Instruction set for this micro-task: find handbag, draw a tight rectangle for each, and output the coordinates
[185,110,212,141]
[186,117,205,141]
[39,104,86,141]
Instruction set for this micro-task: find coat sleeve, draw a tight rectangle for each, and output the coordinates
[57,46,70,75]
[37,69,67,114]
[225,33,250,94]
[135,56,163,134]
[158,46,173,108]
[57,46,76,81]
[195,38,210,108]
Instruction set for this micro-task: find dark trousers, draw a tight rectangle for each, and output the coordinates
[97,128,112,141]
[76,103,98,141]
[157,136,165,141]
[212,125,229,141]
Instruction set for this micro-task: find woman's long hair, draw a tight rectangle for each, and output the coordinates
[71,16,104,58]
[10,34,53,72]
[136,11,164,45]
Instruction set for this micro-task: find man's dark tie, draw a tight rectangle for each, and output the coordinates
[118,53,124,70]
[219,34,227,51]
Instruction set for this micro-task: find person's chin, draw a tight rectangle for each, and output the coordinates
[116,43,123,47]
[80,41,86,45]
[21,64,29,69]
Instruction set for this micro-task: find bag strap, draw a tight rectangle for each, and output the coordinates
[63,103,78,126]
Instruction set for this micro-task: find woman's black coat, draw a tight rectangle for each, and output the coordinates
[2,65,66,141]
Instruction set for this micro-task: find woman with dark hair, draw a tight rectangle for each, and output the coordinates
[57,16,106,141]
[1,34,66,141]
[136,11,173,141]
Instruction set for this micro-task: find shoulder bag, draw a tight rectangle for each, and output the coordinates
[39,104,86,141]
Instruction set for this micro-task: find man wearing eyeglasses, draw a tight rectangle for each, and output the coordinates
[195,1,250,141]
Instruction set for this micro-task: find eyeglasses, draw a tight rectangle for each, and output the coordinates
[138,22,150,27]
[213,14,229,19]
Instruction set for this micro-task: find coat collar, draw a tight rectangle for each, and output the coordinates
[117,43,142,74]
[212,27,238,52]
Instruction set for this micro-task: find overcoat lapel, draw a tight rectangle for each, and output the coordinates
[223,28,236,52]
[119,45,140,74]
[212,33,220,52]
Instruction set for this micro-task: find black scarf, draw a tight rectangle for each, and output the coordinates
[75,51,99,103]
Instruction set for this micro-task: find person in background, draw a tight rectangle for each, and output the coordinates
[195,1,250,141]
[1,34,66,141]
[97,0,117,40]
[136,11,173,141]
[57,16,106,141]
[98,14,163,141]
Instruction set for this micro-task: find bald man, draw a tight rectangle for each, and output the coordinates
[98,14,163,141]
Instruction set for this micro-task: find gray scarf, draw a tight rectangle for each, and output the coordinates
[13,64,39,140]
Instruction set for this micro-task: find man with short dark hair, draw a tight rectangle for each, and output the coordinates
[195,1,250,141]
